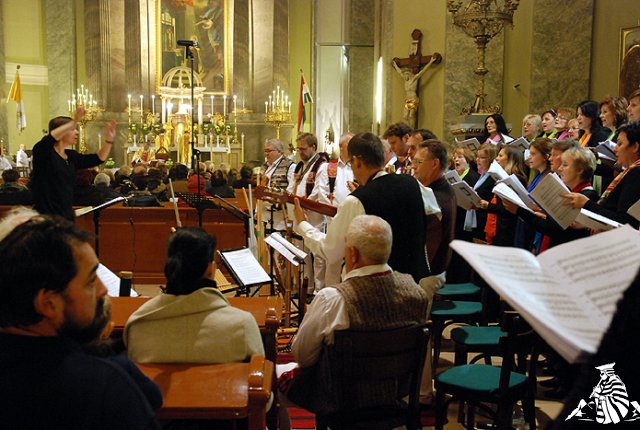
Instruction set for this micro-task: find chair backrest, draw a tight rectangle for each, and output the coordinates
[497,313,539,392]
[327,324,430,414]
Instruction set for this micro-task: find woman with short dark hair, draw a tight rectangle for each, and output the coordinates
[576,100,611,147]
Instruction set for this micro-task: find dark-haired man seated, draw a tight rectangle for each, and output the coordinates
[0,215,159,430]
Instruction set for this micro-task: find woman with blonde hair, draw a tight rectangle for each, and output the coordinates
[522,113,542,142]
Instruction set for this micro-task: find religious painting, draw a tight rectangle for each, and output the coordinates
[619,25,640,99]
[158,0,230,94]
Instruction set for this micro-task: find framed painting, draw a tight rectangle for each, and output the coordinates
[619,24,640,99]
[157,0,231,94]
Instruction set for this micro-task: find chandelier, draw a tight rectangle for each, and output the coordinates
[448,0,519,114]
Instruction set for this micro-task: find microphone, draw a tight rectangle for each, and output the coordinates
[177,40,199,48]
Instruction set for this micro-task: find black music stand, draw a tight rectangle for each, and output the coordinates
[211,194,251,247]
[175,192,219,227]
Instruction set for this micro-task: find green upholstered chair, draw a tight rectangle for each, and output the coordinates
[430,299,483,368]
[434,314,539,430]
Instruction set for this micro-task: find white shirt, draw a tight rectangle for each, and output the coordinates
[287,153,330,229]
[314,158,354,207]
[291,263,392,368]
[294,171,440,286]
[16,149,29,168]
[0,156,12,171]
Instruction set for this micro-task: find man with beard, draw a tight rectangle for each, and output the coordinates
[0,215,158,430]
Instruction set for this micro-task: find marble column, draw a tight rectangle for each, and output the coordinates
[347,0,375,134]
[0,4,7,146]
[45,0,77,117]
[529,0,593,112]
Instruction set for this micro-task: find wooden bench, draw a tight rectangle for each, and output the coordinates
[111,295,282,362]
[137,355,273,430]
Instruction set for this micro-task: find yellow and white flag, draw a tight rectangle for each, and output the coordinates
[7,66,27,133]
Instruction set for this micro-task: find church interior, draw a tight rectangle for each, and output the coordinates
[2,0,640,429]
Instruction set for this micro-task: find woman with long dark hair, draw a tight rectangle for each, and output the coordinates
[479,113,514,145]
[576,100,611,147]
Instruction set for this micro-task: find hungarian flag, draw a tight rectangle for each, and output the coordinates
[7,66,27,133]
[297,72,313,133]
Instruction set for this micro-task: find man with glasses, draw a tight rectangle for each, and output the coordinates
[293,132,440,284]
[287,133,330,294]
[262,138,295,231]
[412,139,455,283]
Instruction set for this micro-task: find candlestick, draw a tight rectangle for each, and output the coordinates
[216,135,220,147]
[223,95,227,116]
[210,95,214,114]
[128,94,132,124]
[140,95,144,125]
[152,95,156,116]
[265,101,268,113]
[233,95,237,114]
[68,100,71,113]
[161,99,166,124]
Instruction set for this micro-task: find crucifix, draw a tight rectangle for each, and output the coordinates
[392,29,443,128]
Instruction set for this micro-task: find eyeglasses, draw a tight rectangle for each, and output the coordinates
[296,146,310,151]
[411,158,427,166]
[264,148,277,154]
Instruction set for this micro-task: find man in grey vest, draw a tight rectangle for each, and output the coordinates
[261,138,295,231]
[277,215,429,425]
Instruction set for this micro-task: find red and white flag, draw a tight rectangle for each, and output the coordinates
[297,71,313,133]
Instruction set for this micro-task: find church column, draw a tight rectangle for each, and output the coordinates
[45,0,77,117]
[0,4,7,146]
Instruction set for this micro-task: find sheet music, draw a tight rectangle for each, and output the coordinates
[98,264,138,297]
[627,198,640,222]
[595,140,617,161]
[529,173,578,229]
[450,226,640,363]
[500,175,539,211]
[508,136,530,150]
[487,160,509,182]
[444,169,462,185]
[575,208,621,231]
[492,182,534,212]
[74,196,125,217]
[456,137,481,153]
[451,181,482,210]
[269,232,307,260]
[220,248,271,286]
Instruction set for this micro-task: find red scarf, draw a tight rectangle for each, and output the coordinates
[484,196,498,244]
[600,159,640,202]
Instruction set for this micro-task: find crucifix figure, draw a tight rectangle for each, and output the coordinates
[393,29,443,128]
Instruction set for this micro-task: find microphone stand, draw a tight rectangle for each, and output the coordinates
[182,42,203,227]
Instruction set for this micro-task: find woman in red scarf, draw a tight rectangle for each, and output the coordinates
[562,121,640,228]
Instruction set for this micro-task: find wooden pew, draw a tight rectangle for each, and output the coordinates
[0,203,248,284]
[137,355,273,430]
[111,295,282,362]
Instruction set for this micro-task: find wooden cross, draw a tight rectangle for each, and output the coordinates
[393,29,442,75]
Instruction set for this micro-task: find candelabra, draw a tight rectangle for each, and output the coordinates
[69,85,103,153]
[264,86,292,139]
[448,0,519,114]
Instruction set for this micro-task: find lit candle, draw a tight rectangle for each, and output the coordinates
[276,86,280,107]
[68,100,71,113]
[216,134,220,147]
[241,133,245,162]
[233,95,237,114]
[210,95,214,114]
[197,97,203,127]
[265,101,268,113]
[128,94,132,124]
[288,101,292,112]
[98,132,101,144]
[223,95,227,116]
[161,99,166,124]
[140,95,144,125]
[152,95,156,116]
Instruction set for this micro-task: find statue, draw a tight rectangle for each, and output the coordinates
[391,29,442,128]
[392,55,439,128]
